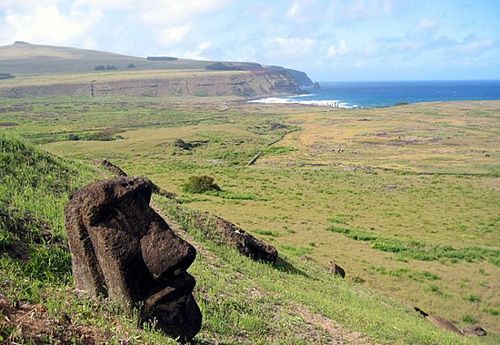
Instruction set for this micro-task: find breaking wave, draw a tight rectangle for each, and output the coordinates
[248,96,358,108]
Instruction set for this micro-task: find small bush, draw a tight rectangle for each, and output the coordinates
[205,62,242,71]
[462,314,477,323]
[466,294,481,303]
[94,65,117,71]
[484,308,499,316]
[147,56,177,61]
[183,176,221,194]
[67,133,80,141]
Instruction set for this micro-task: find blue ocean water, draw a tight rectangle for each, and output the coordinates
[250,80,500,108]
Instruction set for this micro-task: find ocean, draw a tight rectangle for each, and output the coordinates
[249,80,500,108]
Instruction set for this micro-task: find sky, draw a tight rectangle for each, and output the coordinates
[0,0,499,81]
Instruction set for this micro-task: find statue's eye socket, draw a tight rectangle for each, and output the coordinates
[94,205,117,224]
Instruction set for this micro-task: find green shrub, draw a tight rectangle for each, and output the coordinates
[466,294,480,303]
[462,314,477,323]
[182,175,221,194]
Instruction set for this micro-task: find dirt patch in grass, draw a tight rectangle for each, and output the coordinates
[290,304,375,345]
[0,295,110,344]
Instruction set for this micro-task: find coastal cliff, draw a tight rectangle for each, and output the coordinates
[0,42,311,98]
[0,70,303,98]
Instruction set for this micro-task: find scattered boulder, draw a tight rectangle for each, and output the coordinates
[98,159,128,177]
[329,261,346,278]
[212,215,278,263]
[414,307,464,335]
[173,139,208,151]
[65,177,202,342]
[462,325,487,336]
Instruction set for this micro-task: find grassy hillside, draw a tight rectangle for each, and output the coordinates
[1,95,499,343]
[0,43,313,99]
[0,42,271,76]
[0,133,483,344]
[0,42,217,75]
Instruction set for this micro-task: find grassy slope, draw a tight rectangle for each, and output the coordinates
[0,42,257,76]
[0,134,476,344]
[0,97,498,344]
[0,69,248,89]
[0,42,201,75]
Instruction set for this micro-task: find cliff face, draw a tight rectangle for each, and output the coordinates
[0,70,302,98]
[284,69,313,87]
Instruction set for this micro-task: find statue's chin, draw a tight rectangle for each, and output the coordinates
[140,272,202,341]
[142,293,202,341]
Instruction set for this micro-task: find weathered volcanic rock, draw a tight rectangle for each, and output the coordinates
[65,177,201,342]
[329,262,346,278]
[98,159,128,177]
[462,325,487,336]
[212,215,278,263]
[414,307,463,335]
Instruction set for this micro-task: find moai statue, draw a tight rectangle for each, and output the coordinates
[65,177,201,342]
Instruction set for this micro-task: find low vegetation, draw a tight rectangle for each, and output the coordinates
[0,96,498,344]
[183,175,221,194]
[326,225,500,266]
[94,65,117,71]
[147,56,178,61]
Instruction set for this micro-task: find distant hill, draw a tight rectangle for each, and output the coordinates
[0,42,311,84]
[0,42,314,98]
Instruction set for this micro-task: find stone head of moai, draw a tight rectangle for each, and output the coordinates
[65,177,202,342]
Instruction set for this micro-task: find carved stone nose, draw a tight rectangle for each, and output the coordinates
[141,215,197,279]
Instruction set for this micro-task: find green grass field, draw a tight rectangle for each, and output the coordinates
[0,96,498,344]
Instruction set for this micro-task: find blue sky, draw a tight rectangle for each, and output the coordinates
[1,0,499,81]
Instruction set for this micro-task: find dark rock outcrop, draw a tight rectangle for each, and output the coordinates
[99,159,127,177]
[462,325,487,336]
[213,216,278,263]
[329,261,346,278]
[65,177,201,342]
[414,307,464,335]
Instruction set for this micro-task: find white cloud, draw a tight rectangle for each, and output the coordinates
[136,0,231,25]
[286,2,302,19]
[452,37,495,54]
[74,0,134,10]
[328,0,394,20]
[158,23,193,46]
[416,17,439,32]
[184,41,212,60]
[0,0,59,9]
[0,5,101,46]
[327,40,349,57]
[267,37,316,60]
